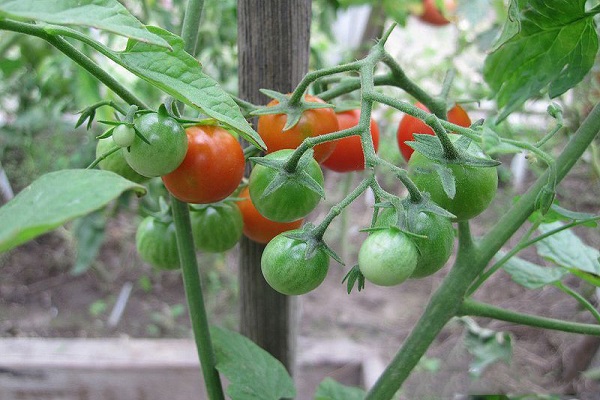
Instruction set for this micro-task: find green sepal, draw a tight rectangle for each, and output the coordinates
[402,193,456,221]
[132,125,152,145]
[282,223,343,265]
[408,134,502,168]
[411,163,456,200]
[342,265,365,294]
[96,126,116,140]
[250,89,334,131]
[249,150,326,199]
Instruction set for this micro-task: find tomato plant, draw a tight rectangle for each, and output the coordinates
[261,230,329,295]
[257,94,339,163]
[248,149,324,222]
[408,137,498,221]
[358,228,419,286]
[377,208,455,278]
[95,138,148,184]
[162,125,245,204]
[135,216,180,270]
[321,109,380,172]
[397,102,471,161]
[190,202,243,253]
[125,112,188,177]
[237,186,303,244]
[417,0,455,26]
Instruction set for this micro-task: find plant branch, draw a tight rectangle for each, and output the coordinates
[171,198,225,400]
[459,298,600,336]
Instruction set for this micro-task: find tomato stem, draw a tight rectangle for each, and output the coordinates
[459,299,600,336]
[170,197,225,400]
[425,114,461,160]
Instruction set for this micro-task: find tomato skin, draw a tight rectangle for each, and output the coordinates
[397,103,471,162]
[321,109,380,172]
[377,209,455,278]
[257,94,339,163]
[417,0,456,26]
[190,203,243,253]
[358,228,419,286]
[112,125,135,147]
[408,136,498,221]
[249,149,324,223]
[261,230,329,295]
[125,112,188,177]
[162,125,245,204]
[96,138,148,184]
[237,187,303,244]
[136,216,180,270]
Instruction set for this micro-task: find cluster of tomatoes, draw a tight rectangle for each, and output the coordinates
[96,94,497,295]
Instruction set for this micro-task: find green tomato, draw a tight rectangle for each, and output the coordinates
[95,138,148,184]
[125,112,188,178]
[190,202,243,253]
[112,124,136,147]
[135,216,180,270]
[249,150,324,222]
[261,230,330,295]
[358,228,418,286]
[407,137,498,221]
[377,208,454,278]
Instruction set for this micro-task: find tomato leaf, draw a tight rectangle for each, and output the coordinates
[0,0,169,48]
[483,0,598,121]
[71,210,107,275]
[0,169,145,254]
[500,253,567,289]
[118,27,265,150]
[314,377,366,400]
[536,222,600,277]
[211,326,296,400]
[462,318,512,379]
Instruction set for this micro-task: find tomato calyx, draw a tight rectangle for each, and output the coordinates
[251,89,335,131]
[342,265,366,294]
[250,150,325,200]
[281,223,344,265]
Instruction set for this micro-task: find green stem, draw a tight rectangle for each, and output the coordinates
[0,20,147,108]
[313,176,374,239]
[459,298,600,336]
[339,173,355,261]
[556,282,600,324]
[87,145,121,169]
[439,68,456,102]
[181,0,204,54]
[425,113,461,160]
[376,158,422,203]
[170,198,225,400]
[318,74,395,101]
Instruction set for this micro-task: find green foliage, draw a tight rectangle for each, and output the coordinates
[0,169,145,253]
[484,0,599,120]
[211,326,296,400]
[314,377,366,400]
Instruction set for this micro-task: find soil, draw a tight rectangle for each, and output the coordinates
[1,157,599,399]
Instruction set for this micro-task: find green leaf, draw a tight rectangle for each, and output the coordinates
[211,326,296,400]
[536,221,600,276]
[0,0,169,48]
[0,169,145,253]
[483,0,598,120]
[314,377,366,400]
[462,318,512,379]
[118,27,264,149]
[71,210,107,275]
[500,253,567,289]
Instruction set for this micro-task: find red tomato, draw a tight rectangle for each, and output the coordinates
[396,102,471,162]
[162,125,245,204]
[417,0,456,26]
[321,109,380,173]
[237,187,303,244]
[257,94,339,163]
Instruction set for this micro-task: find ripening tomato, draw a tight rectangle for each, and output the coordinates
[237,186,303,244]
[417,0,456,26]
[397,102,471,162]
[321,109,380,173]
[162,125,245,204]
[257,94,339,163]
